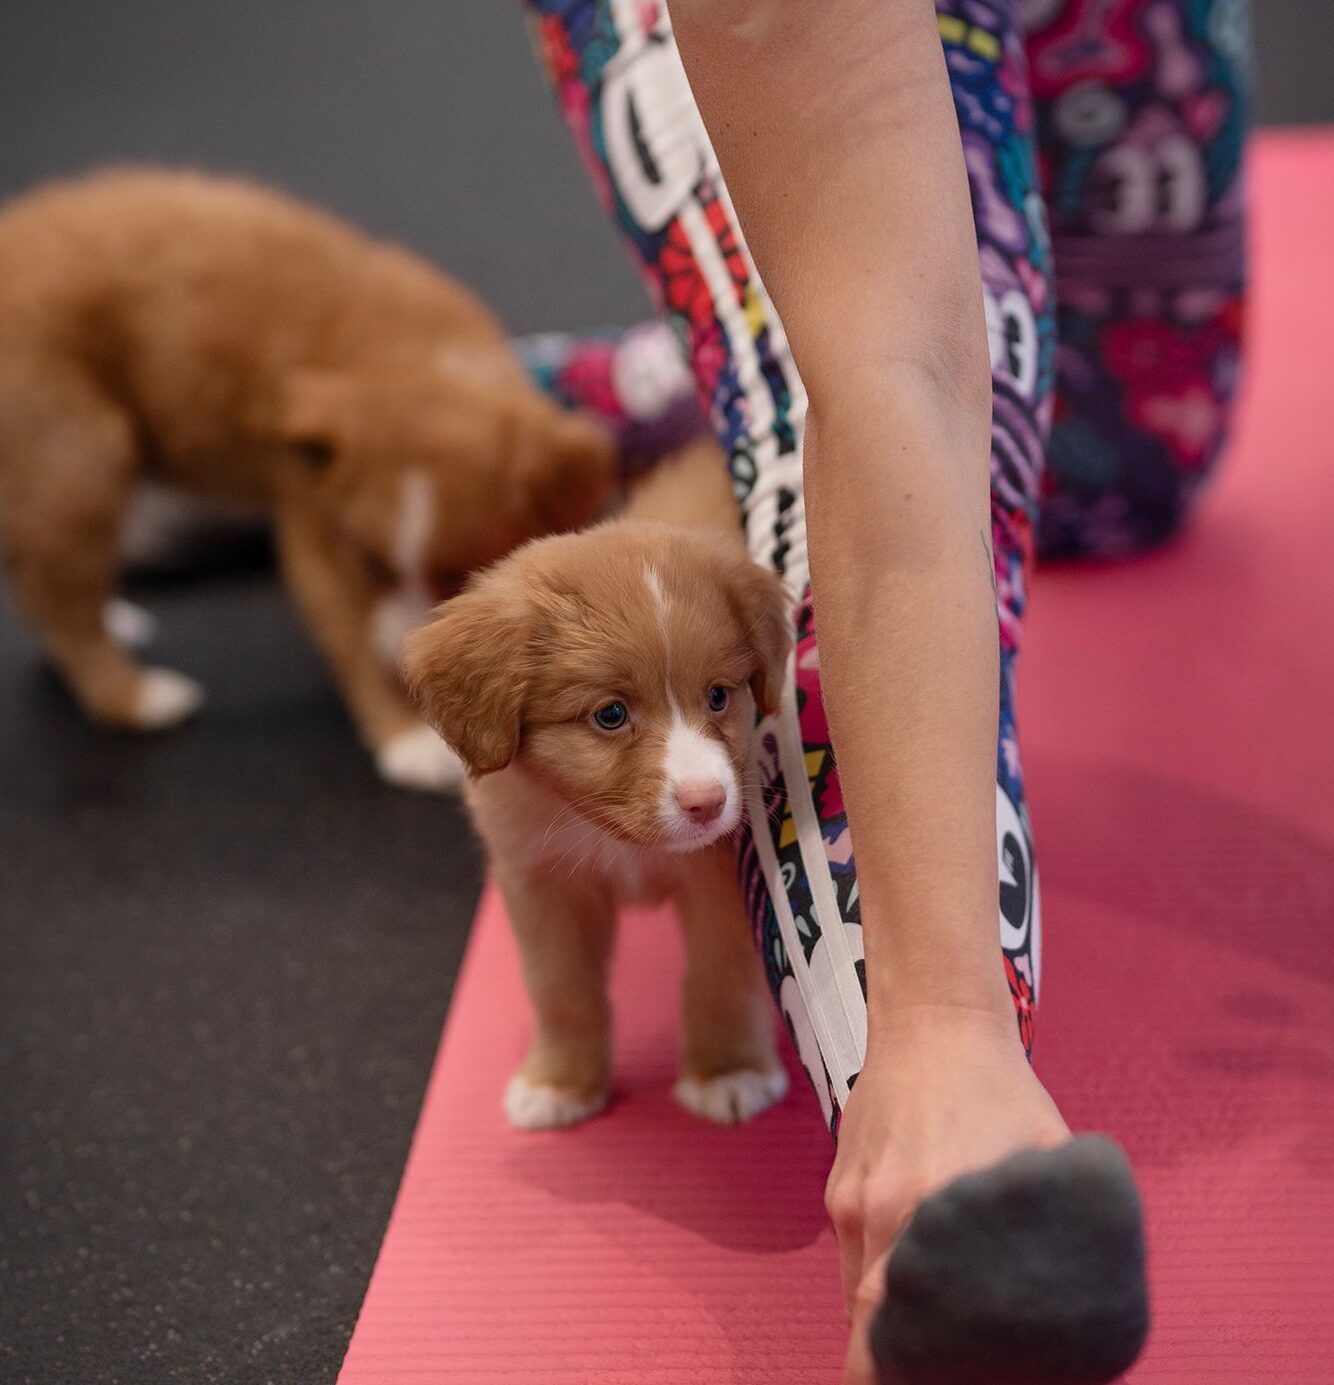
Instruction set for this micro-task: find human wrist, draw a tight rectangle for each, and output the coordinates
[862,1011,1026,1081]
[862,962,1019,1063]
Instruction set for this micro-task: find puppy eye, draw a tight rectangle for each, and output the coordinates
[706,686,729,713]
[592,701,629,731]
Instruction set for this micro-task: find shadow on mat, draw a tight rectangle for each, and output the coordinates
[1030,753,1334,1180]
[501,1060,832,1256]
[1029,754,1334,984]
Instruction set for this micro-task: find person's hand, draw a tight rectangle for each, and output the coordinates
[826,1003,1071,1384]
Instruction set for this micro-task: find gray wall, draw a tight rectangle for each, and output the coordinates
[0,1,1326,335]
[0,1,647,333]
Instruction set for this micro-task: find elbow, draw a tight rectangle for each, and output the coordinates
[800,330,994,465]
[797,298,995,498]
[788,270,994,438]
[933,326,994,434]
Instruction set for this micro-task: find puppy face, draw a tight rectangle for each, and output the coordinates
[279,365,615,598]
[401,523,791,853]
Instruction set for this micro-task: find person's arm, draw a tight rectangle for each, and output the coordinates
[667,3,1069,1380]
[678,0,1002,1014]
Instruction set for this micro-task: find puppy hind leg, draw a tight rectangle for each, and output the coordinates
[0,380,202,729]
[673,847,788,1124]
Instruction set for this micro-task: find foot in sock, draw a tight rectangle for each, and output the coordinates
[870,1136,1149,1385]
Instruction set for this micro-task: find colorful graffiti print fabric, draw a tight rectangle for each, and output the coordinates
[1027,0,1249,554]
[522,0,1245,1136]
[518,320,707,476]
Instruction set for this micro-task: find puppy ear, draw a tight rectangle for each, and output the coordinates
[725,555,793,718]
[399,583,529,776]
[277,370,350,468]
[519,406,617,535]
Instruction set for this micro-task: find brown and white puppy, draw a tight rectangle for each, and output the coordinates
[0,168,613,790]
[402,441,792,1127]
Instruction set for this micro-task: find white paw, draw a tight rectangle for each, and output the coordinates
[133,667,205,730]
[503,1075,607,1130]
[375,724,465,793]
[674,1066,789,1124]
[104,598,158,650]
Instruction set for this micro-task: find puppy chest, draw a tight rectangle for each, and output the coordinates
[529,822,672,906]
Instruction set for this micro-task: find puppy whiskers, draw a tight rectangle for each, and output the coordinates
[539,788,612,855]
[547,818,608,879]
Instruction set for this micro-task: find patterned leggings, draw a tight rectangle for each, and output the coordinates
[520,0,1249,1135]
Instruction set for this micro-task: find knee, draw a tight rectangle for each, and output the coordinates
[1038,411,1229,559]
[1039,292,1245,558]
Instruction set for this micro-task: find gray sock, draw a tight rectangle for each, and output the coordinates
[871,1135,1149,1385]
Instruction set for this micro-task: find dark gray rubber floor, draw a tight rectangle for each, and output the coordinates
[0,573,483,1385]
[0,3,1330,1384]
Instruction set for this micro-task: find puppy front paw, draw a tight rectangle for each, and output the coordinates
[375,724,464,793]
[674,1066,789,1124]
[133,667,205,730]
[504,1074,608,1130]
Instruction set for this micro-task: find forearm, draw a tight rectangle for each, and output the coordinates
[805,389,1012,1035]
[670,0,1013,1034]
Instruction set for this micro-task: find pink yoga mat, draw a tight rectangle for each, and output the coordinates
[339,132,1334,1384]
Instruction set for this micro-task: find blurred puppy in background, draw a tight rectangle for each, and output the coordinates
[0,168,614,790]
[402,440,792,1128]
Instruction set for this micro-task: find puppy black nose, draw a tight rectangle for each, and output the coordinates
[674,780,725,824]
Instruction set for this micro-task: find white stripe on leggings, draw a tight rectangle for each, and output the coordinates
[773,670,868,1083]
[711,177,810,593]
[743,714,855,1107]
